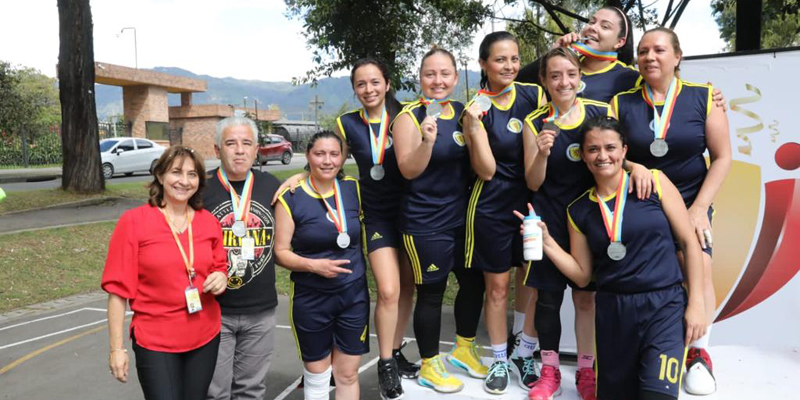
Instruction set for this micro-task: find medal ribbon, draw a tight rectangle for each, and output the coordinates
[569,42,618,61]
[161,208,195,284]
[643,78,679,142]
[361,107,390,166]
[542,99,579,123]
[477,83,514,98]
[217,169,254,224]
[420,97,451,106]
[597,171,629,243]
[307,176,347,235]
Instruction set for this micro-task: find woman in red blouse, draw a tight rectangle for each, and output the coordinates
[102,146,228,400]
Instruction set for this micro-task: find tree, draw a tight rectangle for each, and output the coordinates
[318,101,352,132]
[58,0,103,193]
[712,0,800,50]
[0,62,60,138]
[284,0,491,91]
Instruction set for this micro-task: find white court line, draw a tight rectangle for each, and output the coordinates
[0,311,133,350]
[0,308,91,332]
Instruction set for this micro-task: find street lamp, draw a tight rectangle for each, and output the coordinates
[243,96,248,110]
[118,27,138,69]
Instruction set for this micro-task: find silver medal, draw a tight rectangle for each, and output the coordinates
[370,165,385,181]
[474,95,492,112]
[232,220,246,237]
[542,121,560,137]
[337,232,350,249]
[607,242,627,261]
[650,139,669,157]
[426,102,443,119]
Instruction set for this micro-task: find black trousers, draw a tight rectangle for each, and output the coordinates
[132,330,220,400]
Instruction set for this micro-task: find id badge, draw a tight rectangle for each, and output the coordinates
[241,237,255,261]
[185,286,203,314]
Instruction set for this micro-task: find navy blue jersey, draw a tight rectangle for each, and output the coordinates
[525,98,612,250]
[580,60,642,103]
[567,171,684,293]
[336,109,404,219]
[278,177,366,291]
[465,82,545,181]
[394,100,472,234]
[613,80,713,206]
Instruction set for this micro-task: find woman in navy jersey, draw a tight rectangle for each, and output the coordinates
[520,47,612,400]
[461,31,546,394]
[277,58,418,400]
[275,132,368,400]
[523,116,706,400]
[611,27,731,395]
[392,46,485,394]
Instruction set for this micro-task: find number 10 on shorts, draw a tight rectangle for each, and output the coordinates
[658,354,680,384]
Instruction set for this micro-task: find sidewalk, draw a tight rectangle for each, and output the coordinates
[0,159,222,184]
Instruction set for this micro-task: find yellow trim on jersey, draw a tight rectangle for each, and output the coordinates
[567,209,582,235]
[611,94,621,119]
[464,178,485,268]
[336,109,361,141]
[277,184,302,220]
[403,234,423,284]
[523,260,533,283]
[524,106,550,136]
[556,99,587,131]
[395,102,424,137]
[588,188,617,203]
[582,60,621,76]
[360,325,369,343]
[652,169,663,200]
[641,79,684,106]
[567,188,593,234]
[288,281,303,361]
[680,81,714,117]
[491,83,517,111]
[439,102,457,120]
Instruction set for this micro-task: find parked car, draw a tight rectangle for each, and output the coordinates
[257,134,293,165]
[100,137,166,179]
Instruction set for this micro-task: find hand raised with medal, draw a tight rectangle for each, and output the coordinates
[203,271,228,295]
[553,32,581,49]
[535,127,557,157]
[310,258,352,279]
[420,116,438,144]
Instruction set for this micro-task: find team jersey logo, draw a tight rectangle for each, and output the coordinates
[427,264,439,272]
[507,118,523,134]
[567,143,582,162]
[578,81,586,94]
[371,231,383,241]
[453,131,466,147]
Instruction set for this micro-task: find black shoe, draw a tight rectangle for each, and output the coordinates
[483,360,510,394]
[508,353,540,389]
[378,358,405,400]
[506,331,521,357]
[393,343,420,379]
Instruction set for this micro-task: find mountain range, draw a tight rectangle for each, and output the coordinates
[95,66,483,121]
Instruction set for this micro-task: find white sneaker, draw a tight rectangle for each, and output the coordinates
[684,348,716,395]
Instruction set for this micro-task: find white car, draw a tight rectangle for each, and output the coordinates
[100,137,166,179]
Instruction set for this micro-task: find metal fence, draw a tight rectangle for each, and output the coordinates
[0,129,63,169]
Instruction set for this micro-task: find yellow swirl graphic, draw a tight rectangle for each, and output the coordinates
[769,120,780,143]
[728,84,764,155]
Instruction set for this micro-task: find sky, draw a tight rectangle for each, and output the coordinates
[0,0,726,82]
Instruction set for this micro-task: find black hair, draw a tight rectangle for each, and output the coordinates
[478,31,519,89]
[350,57,403,121]
[578,115,628,150]
[599,6,634,65]
[304,131,345,179]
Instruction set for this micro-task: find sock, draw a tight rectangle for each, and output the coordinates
[303,366,332,400]
[541,350,559,367]
[690,325,712,349]
[492,343,507,362]
[517,333,538,358]
[456,335,475,348]
[577,354,595,370]
[512,311,526,335]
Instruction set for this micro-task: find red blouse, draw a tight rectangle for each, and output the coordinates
[101,204,228,353]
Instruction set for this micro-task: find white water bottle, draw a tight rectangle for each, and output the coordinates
[523,211,543,261]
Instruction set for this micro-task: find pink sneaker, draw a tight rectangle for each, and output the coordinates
[575,367,597,400]
[528,365,562,400]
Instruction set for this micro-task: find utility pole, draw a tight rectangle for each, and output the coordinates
[463,60,470,101]
[309,95,325,132]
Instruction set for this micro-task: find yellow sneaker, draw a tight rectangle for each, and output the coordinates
[447,337,489,378]
[418,355,464,393]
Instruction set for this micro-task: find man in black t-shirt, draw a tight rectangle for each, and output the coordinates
[205,117,281,400]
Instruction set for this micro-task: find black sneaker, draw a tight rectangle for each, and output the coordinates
[393,343,420,379]
[506,331,521,357]
[508,353,540,389]
[378,358,404,400]
[483,360,510,394]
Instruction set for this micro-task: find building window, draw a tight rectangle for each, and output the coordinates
[146,122,169,141]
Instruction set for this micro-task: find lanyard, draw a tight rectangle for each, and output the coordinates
[596,171,629,243]
[217,169,253,223]
[570,42,618,61]
[307,176,347,235]
[643,78,679,142]
[161,208,195,284]
[361,107,390,166]
[477,83,514,98]
[542,98,579,123]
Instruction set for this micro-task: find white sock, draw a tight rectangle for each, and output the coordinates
[303,366,331,400]
[517,333,538,358]
[492,343,507,362]
[690,325,712,350]
[512,311,526,335]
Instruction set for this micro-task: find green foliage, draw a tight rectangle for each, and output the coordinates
[318,101,352,131]
[0,131,63,168]
[0,61,61,138]
[284,0,491,91]
[712,0,800,50]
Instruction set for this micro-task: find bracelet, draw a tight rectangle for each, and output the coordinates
[110,348,127,354]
